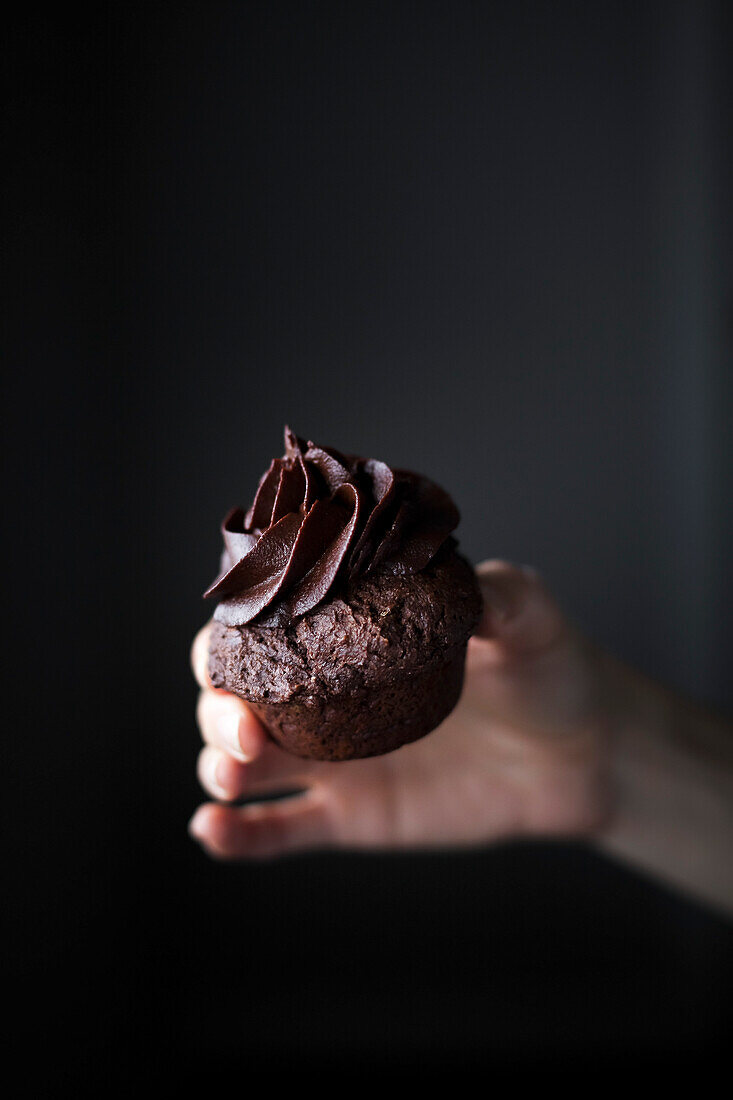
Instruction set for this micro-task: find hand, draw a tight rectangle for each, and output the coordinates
[189,562,612,860]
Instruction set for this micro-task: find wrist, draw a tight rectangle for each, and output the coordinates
[594,654,733,914]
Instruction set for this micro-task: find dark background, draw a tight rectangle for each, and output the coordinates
[6,0,733,1074]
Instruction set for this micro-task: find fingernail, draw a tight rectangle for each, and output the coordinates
[217,711,249,761]
[188,807,207,840]
[203,749,230,801]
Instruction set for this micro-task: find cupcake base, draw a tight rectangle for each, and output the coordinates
[247,646,467,760]
[208,550,482,761]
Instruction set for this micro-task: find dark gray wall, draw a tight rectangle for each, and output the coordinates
[7,0,732,1075]
[122,0,731,701]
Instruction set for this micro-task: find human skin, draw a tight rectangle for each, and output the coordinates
[190,561,733,916]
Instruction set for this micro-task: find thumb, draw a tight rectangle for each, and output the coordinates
[473,560,568,656]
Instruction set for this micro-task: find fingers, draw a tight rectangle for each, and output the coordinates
[196,742,324,801]
[473,560,568,657]
[190,620,336,858]
[193,621,269,761]
[197,745,240,801]
[188,792,335,860]
[196,660,327,798]
[191,622,213,689]
[196,688,267,761]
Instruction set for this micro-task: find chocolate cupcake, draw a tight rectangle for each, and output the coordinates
[204,428,482,760]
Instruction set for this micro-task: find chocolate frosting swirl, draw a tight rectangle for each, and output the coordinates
[204,427,459,626]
